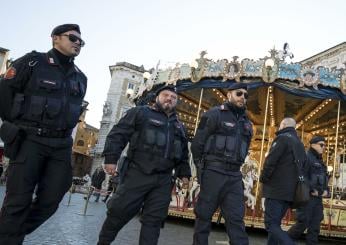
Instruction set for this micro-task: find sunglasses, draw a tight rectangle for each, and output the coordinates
[60,34,85,47]
[235,91,249,99]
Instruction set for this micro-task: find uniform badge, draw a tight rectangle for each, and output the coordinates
[42,80,57,86]
[223,121,235,127]
[149,119,164,125]
[48,57,55,64]
[4,67,16,79]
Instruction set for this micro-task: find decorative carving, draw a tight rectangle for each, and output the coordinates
[167,63,181,85]
[102,101,112,116]
[191,50,209,83]
[223,56,241,81]
[340,62,346,94]
[130,49,346,98]
[299,68,320,89]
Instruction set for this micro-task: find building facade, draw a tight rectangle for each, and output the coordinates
[91,62,145,172]
[72,109,99,176]
[300,42,346,69]
[0,47,10,163]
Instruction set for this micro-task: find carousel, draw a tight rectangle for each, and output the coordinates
[131,48,346,238]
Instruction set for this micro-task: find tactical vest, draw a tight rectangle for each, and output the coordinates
[204,106,252,165]
[10,52,86,130]
[308,150,327,192]
[127,106,186,173]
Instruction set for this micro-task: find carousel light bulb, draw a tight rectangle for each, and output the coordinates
[265,58,275,68]
[327,166,333,172]
[190,60,198,69]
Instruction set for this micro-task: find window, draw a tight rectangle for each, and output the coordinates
[127,82,134,90]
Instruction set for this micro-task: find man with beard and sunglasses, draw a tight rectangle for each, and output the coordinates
[288,136,329,244]
[0,24,87,244]
[191,83,253,245]
[97,85,191,245]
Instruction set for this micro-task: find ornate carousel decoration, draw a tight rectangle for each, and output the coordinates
[132,47,346,101]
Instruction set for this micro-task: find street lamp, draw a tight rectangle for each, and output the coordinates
[143,72,151,83]
[126,88,134,98]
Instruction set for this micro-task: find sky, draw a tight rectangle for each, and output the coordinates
[1,0,345,128]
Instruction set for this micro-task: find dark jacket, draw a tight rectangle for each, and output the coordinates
[191,102,252,175]
[91,168,106,189]
[306,148,329,197]
[0,49,87,148]
[260,127,306,202]
[102,104,191,178]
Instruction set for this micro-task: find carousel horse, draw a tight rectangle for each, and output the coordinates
[241,156,259,210]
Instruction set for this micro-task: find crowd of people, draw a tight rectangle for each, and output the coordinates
[0,22,341,245]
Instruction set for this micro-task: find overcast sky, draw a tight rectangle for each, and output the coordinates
[1,0,345,127]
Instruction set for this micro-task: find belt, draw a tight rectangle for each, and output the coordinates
[206,162,241,171]
[20,126,71,138]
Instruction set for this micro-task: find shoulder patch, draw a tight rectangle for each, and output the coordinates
[220,104,228,111]
[4,67,16,79]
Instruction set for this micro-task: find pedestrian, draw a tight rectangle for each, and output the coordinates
[0,24,87,244]
[90,166,106,202]
[102,154,127,203]
[260,118,306,245]
[102,174,119,203]
[288,136,328,244]
[191,83,253,245]
[97,84,191,245]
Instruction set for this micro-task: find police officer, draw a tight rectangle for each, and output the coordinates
[191,83,252,245]
[0,24,87,244]
[260,118,306,245]
[97,85,191,245]
[288,136,328,244]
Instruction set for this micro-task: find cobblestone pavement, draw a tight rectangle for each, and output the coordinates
[0,186,344,244]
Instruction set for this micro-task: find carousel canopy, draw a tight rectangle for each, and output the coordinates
[133,50,346,149]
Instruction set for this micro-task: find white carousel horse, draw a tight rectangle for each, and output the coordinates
[243,168,258,210]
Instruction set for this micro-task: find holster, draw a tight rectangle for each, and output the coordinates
[196,158,205,185]
[0,121,25,160]
[118,156,129,184]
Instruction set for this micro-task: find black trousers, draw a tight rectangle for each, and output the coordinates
[288,197,324,245]
[98,166,172,245]
[193,169,249,245]
[0,139,72,244]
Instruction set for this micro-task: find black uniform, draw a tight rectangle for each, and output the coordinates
[0,48,87,244]
[191,102,252,245]
[98,104,191,245]
[91,167,106,202]
[288,148,328,244]
[260,127,306,245]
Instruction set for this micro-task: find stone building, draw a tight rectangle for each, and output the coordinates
[72,109,99,176]
[301,42,346,69]
[0,47,10,163]
[92,62,145,171]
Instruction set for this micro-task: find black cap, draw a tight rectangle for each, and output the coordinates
[51,24,81,36]
[227,83,248,91]
[155,85,177,96]
[310,136,325,144]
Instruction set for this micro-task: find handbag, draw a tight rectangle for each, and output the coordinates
[289,138,310,209]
